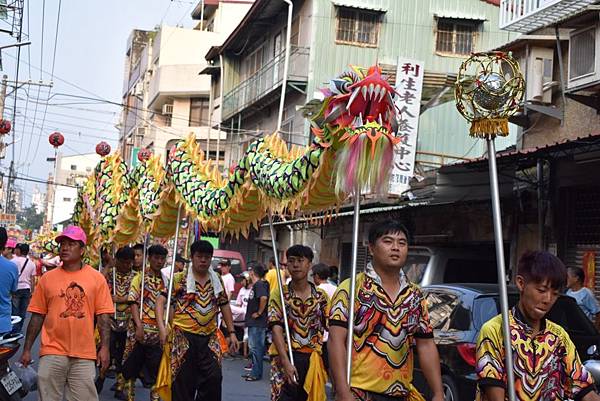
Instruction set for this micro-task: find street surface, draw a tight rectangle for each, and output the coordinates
[10,315,270,401]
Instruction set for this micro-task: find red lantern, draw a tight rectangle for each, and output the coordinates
[48,132,64,148]
[0,120,11,135]
[137,148,152,162]
[96,141,111,156]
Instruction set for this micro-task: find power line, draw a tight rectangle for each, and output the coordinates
[30,0,62,169]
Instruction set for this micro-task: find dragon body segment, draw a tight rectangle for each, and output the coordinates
[64,64,400,249]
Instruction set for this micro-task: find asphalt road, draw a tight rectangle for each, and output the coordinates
[10,315,270,401]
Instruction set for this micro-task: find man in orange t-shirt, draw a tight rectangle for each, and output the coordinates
[20,225,114,401]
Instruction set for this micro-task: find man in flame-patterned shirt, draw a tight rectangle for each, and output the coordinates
[122,244,168,401]
[476,251,600,401]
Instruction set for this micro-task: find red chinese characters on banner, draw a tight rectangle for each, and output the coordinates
[583,251,596,289]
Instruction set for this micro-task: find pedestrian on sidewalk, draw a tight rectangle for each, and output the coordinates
[328,221,443,401]
[102,246,136,400]
[476,251,600,401]
[217,259,235,300]
[243,262,269,381]
[121,244,167,401]
[566,266,600,327]
[19,225,114,401]
[11,243,37,334]
[0,228,17,337]
[265,257,286,298]
[2,238,16,260]
[269,245,329,401]
[155,239,239,401]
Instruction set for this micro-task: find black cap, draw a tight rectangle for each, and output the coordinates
[175,253,189,264]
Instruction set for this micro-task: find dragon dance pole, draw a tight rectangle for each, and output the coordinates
[345,188,360,384]
[487,138,516,401]
[112,260,117,320]
[268,210,295,371]
[139,233,150,320]
[164,205,183,325]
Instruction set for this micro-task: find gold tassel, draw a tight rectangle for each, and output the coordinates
[469,118,509,139]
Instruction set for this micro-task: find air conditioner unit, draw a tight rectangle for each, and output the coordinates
[525,47,554,104]
[133,83,144,97]
[568,23,600,90]
[162,104,173,115]
[135,127,146,138]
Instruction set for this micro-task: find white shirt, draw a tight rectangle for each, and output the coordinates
[222,272,235,298]
[13,256,36,290]
[318,282,337,299]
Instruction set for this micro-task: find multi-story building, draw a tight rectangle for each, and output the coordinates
[203,0,518,264]
[494,0,600,292]
[118,0,253,167]
[31,185,45,214]
[45,152,100,229]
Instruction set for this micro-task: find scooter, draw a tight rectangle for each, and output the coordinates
[0,317,26,401]
[584,345,600,383]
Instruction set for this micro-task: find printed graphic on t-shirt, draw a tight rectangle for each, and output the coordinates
[59,281,86,319]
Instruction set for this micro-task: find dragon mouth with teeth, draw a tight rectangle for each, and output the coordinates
[310,65,401,195]
[322,65,398,141]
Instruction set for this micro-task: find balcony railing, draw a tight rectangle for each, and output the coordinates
[222,46,309,120]
[500,0,597,33]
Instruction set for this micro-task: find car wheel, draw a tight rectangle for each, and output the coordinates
[442,374,459,401]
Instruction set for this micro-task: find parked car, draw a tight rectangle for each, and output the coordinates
[402,246,502,287]
[211,249,247,297]
[412,284,600,401]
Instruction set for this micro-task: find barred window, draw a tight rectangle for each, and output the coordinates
[336,7,380,47]
[435,18,479,55]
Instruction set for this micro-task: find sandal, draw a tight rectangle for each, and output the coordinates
[245,376,260,381]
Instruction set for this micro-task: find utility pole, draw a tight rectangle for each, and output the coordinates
[0,75,7,212]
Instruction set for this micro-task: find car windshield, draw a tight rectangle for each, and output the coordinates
[473,294,598,336]
[402,254,430,284]
[472,294,519,330]
[211,257,243,280]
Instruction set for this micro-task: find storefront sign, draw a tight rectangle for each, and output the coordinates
[389,58,424,196]
[583,251,596,289]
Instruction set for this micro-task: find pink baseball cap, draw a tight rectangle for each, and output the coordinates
[56,225,87,245]
[5,238,16,249]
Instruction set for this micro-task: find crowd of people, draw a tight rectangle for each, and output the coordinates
[0,220,596,401]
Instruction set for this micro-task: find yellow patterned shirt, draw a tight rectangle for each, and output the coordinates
[268,283,329,355]
[329,266,433,398]
[476,307,595,401]
[166,271,229,335]
[106,268,135,330]
[128,270,164,332]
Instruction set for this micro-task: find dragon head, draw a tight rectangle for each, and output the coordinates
[318,66,397,143]
[311,65,399,195]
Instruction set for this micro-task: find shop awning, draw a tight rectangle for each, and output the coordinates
[330,0,388,12]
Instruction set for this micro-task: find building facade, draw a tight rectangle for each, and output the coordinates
[204,0,518,264]
[45,152,100,229]
[118,1,253,167]
[498,0,600,294]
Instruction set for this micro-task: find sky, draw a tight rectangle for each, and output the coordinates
[0,0,200,208]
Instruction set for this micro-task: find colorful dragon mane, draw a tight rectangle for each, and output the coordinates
[67,65,399,247]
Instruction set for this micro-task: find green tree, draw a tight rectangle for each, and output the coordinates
[17,206,45,231]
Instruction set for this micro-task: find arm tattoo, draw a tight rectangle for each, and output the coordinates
[24,313,45,351]
[97,314,111,348]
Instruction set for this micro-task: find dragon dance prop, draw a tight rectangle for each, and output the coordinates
[455,51,524,401]
[68,65,399,247]
[55,64,402,392]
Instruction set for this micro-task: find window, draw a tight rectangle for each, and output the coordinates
[243,45,265,79]
[335,7,381,47]
[63,197,72,202]
[291,17,300,46]
[207,150,225,161]
[435,18,480,55]
[70,164,77,171]
[189,98,210,126]
[425,291,460,331]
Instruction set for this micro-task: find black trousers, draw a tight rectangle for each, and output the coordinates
[279,352,311,401]
[172,331,222,401]
[121,342,162,384]
[110,331,127,372]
